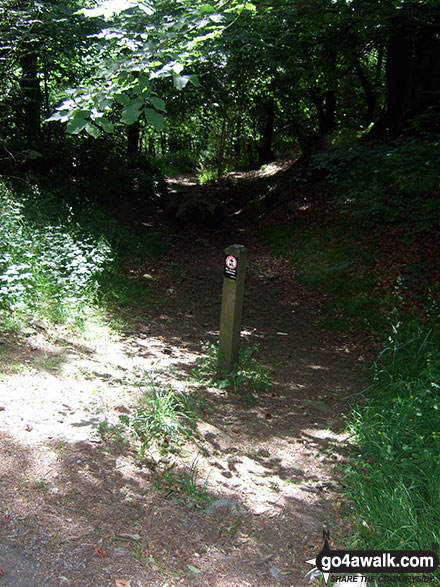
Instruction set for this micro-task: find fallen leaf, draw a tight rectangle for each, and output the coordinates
[265,413,272,419]
[115,580,131,587]
[95,545,105,557]
[0,568,5,577]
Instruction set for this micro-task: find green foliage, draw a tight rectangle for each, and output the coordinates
[157,150,199,175]
[121,374,198,458]
[196,167,218,185]
[0,178,169,328]
[344,321,440,574]
[192,341,271,401]
[48,0,237,136]
[309,134,440,233]
[0,181,111,324]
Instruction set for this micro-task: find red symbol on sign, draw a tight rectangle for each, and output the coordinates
[225,255,238,270]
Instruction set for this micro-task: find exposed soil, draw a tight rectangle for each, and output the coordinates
[0,174,370,586]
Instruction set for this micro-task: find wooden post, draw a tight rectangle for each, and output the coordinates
[219,244,248,372]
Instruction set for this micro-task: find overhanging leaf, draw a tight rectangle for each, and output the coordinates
[189,75,201,87]
[121,98,144,124]
[144,108,164,131]
[85,123,101,138]
[199,4,215,14]
[115,93,130,106]
[173,75,190,90]
[172,63,184,74]
[66,115,89,135]
[95,117,114,133]
[149,96,166,112]
[138,73,150,88]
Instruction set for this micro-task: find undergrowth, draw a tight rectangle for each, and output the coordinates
[0,182,111,327]
[309,133,440,236]
[343,320,440,585]
[0,178,168,331]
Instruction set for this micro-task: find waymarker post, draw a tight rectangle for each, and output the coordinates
[218,244,248,372]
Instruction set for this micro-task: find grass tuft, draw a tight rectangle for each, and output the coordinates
[120,373,199,458]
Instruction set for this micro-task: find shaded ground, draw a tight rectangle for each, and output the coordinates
[0,173,368,586]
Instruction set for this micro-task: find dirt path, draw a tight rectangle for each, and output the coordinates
[0,213,367,586]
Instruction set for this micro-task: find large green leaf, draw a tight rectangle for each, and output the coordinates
[66,111,91,135]
[85,123,101,138]
[114,93,130,106]
[138,73,150,88]
[149,96,166,112]
[144,107,164,131]
[121,98,144,124]
[95,117,114,133]
[188,74,200,88]
[173,74,201,90]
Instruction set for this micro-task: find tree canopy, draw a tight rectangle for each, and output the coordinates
[0,0,438,174]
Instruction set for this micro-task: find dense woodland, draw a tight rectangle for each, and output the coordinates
[1,0,440,582]
[1,0,439,180]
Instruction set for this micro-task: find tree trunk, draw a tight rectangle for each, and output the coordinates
[258,98,275,165]
[127,122,140,156]
[355,60,377,125]
[19,47,41,149]
[217,118,227,178]
[43,66,51,147]
[369,34,413,137]
[234,117,242,165]
[410,24,440,124]
[369,23,440,138]
[310,88,336,136]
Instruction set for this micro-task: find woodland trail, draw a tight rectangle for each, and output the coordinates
[0,198,368,586]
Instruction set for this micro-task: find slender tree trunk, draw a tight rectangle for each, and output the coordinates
[217,118,227,178]
[127,122,140,156]
[355,60,377,125]
[43,66,51,147]
[234,117,242,165]
[310,88,336,136]
[160,132,166,156]
[258,98,275,165]
[20,47,41,149]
